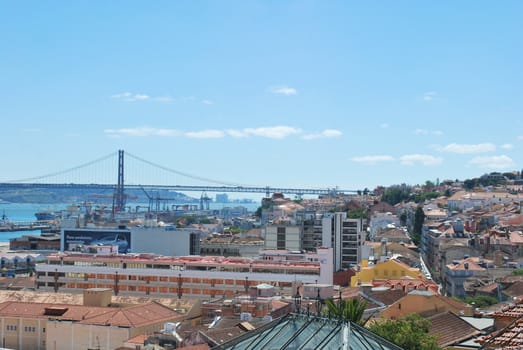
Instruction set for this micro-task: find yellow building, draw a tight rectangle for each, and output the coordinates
[350,259,422,287]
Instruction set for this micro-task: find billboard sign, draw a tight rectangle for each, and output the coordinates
[62,228,131,254]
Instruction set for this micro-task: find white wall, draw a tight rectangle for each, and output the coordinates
[131,227,195,256]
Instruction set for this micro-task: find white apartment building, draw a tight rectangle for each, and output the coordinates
[322,213,365,271]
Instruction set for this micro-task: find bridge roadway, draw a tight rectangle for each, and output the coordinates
[0,182,356,196]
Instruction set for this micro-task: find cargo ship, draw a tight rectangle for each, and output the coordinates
[35,211,57,221]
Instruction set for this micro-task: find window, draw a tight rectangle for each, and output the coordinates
[6,325,17,331]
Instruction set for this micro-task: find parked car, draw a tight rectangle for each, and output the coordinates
[90,234,129,253]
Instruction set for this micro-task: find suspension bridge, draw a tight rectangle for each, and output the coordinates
[0,150,356,210]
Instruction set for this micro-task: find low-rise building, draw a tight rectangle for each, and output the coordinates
[0,288,184,350]
[35,248,333,299]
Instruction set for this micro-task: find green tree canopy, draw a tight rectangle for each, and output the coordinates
[368,314,441,350]
[461,295,498,308]
[412,206,425,245]
[323,298,369,326]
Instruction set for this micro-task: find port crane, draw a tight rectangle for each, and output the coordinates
[200,191,211,210]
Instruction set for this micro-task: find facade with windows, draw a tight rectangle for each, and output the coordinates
[322,213,365,271]
[0,299,183,350]
[264,223,302,251]
[35,248,333,299]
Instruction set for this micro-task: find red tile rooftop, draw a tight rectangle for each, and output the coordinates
[46,252,321,268]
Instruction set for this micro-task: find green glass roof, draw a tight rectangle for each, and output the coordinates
[212,313,404,350]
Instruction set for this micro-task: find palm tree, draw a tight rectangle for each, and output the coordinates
[324,297,369,326]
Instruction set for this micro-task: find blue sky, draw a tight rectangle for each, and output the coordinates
[1,1,522,196]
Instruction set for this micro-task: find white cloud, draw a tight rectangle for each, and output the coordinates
[104,127,180,137]
[400,154,443,166]
[112,92,177,103]
[111,92,150,102]
[226,129,249,138]
[468,155,515,170]
[154,96,174,103]
[104,125,309,140]
[414,129,443,136]
[184,130,225,139]
[501,143,513,150]
[380,123,389,129]
[423,91,437,102]
[439,143,496,154]
[351,155,395,165]
[270,86,298,96]
[202,99,214,105]
[303,129,342,140]
[239,126,302,139]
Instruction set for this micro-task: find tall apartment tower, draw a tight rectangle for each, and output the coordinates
[322,212,365,271]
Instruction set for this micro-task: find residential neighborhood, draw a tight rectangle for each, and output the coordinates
[2,172,523,348]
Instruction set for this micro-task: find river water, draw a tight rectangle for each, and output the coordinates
[0,201,260,243]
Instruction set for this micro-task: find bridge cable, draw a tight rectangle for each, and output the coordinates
[125,151,257,187]
[4,151,118,183]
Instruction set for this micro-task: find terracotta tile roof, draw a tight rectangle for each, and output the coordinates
[0,300,182,327]
[509,231,523,244]
[0,290,197,313]
[77,301,183,327]
[125,333,148,345]
[0,276,35,290]
[372,278,439,294]
[447,257,487,272]
[477,283,499,294]
[479,316,523,348]
[428,311,481,347]
[490,302,523,319]
[363,288,406,306]
[503,281,523,298]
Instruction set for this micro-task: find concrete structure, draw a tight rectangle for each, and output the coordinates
[442,257,489,298]
[61,226,201,257]
[264,222,302,251]
[369,212,400,241]
[322,213,365,271]
[200,237,263,257]
[448,191,523,211]
[35,248,333,299]
[9,233,61,251]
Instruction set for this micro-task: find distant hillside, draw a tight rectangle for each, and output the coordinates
[0,185,198,204]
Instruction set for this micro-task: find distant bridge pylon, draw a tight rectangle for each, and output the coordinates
[0,149,358,210]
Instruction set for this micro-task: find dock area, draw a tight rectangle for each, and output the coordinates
[0,221,54,233]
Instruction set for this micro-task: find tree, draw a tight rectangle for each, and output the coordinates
[348,207,367,219]
[461,295,498,308]
[412,206,425,245]
[381,184,412,205]
[369,314,441,350]
[399,212,407,227]
[323,298,369,326]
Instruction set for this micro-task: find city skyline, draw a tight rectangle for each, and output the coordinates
[1,2,522,195]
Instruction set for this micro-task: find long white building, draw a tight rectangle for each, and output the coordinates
[35,248,333,299]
